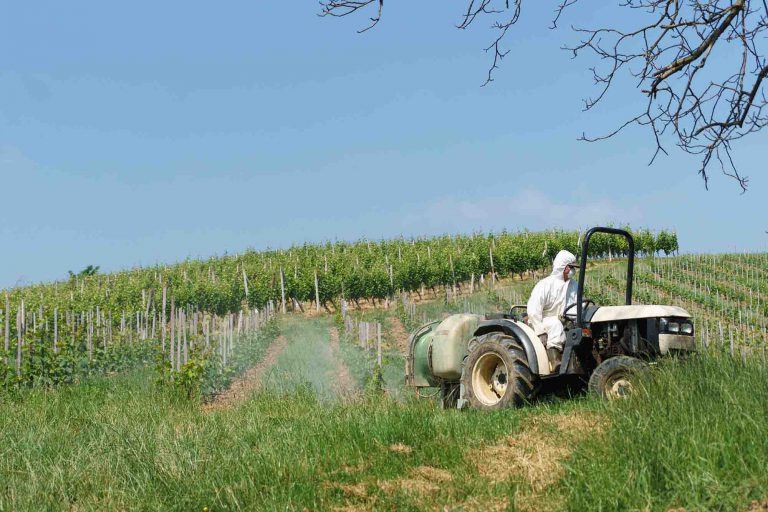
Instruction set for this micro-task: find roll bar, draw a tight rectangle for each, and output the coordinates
[577,227,634,327]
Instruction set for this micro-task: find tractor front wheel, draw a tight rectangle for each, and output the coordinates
[589,356,649,400]
[461,333,536,410]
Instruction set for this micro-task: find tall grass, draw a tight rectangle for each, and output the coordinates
[0,368,554,511]
[563,354,768,511]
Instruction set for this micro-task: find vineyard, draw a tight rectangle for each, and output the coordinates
[0,228,767,510]
[3,227,677,318]
[0,227,677,391]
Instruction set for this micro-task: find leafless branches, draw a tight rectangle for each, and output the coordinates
[319,0,384,33]
[567,0,768,191]
[320,0,768,190]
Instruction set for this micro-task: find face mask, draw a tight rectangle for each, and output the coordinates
[568,268,575,280]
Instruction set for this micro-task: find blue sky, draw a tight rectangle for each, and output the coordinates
[1,1,765,287]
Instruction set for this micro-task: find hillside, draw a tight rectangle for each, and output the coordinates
[0,256,766,511]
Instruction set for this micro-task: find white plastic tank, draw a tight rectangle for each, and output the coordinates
[430,314,482,380]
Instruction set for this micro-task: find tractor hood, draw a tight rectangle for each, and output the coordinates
[590,305,691,323]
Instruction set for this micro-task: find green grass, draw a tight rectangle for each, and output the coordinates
[563,354,768,511]
[0,348,767,511]
[0,367,560,511]
[260,316,339,399]
[2,267,768,511]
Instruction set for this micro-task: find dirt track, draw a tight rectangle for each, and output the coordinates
[203,335,289,411]
[387,316,409,355]
[329,327,358,399]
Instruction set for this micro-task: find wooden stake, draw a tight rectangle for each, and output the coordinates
[4,293,9,364]
[170,299,175,372]
[53,307,58,354]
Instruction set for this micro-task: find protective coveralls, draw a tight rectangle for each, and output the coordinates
[526,250,578,350]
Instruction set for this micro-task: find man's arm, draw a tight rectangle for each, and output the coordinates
[526,281,547,336]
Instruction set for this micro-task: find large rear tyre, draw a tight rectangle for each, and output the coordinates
[461,332,536,410]
[589,356,649,400]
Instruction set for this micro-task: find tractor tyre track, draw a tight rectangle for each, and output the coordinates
[203,335,289,411]
[329,327,358,400]
[388,316,409,355]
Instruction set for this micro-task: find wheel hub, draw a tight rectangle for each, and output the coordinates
[491,365,508,396]
[471,352,509,406]
[608,377,633,399]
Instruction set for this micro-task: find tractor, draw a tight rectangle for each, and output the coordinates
[405,227,695,409]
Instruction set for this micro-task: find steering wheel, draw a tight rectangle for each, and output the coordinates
[563,299,595,319]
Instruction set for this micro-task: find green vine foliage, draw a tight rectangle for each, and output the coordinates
[155,319,281,401]
[0,329,155,390]
[2,228,678,325]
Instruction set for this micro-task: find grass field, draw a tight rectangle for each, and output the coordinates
[1,254,767,511]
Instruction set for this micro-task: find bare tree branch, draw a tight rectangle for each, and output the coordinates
[319,0,383,33]
[320,0,768,190]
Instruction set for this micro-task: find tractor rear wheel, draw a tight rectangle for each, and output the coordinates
[461,332,536,410]
[589,356,649,400]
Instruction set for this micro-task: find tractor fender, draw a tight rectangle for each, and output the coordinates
[473,319,550,376]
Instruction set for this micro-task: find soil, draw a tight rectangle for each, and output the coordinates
[329,327,359,399]
[387,316,409,355]
[202,335,289,411]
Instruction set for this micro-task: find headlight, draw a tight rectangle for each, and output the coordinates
[659,317,694,335]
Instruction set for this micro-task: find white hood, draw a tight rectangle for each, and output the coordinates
[551,250,577,277]
[590,305,691,323]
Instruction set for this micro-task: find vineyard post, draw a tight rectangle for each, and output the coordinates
[243,268,249,302]
[102,312,107,354]
[170,299,175,373]
[729,325,734,357]
[3,293,8,365]
[377,322,382,368]
[161,285,167,351]
[489,246,495,289]
[221,318,227,368]
[718,321,724,352]
[16,305,22,378]
[314,269,320,313]
[183,310,188,367]
[280,267,286,314]
[87,311,93,362]
[449,254,456,298]
[53,307,58,354]
[229,314,234,355]
[176,310,182,372]
[703,319,708,351]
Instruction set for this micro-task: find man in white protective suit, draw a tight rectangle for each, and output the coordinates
[526,250,579,371]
